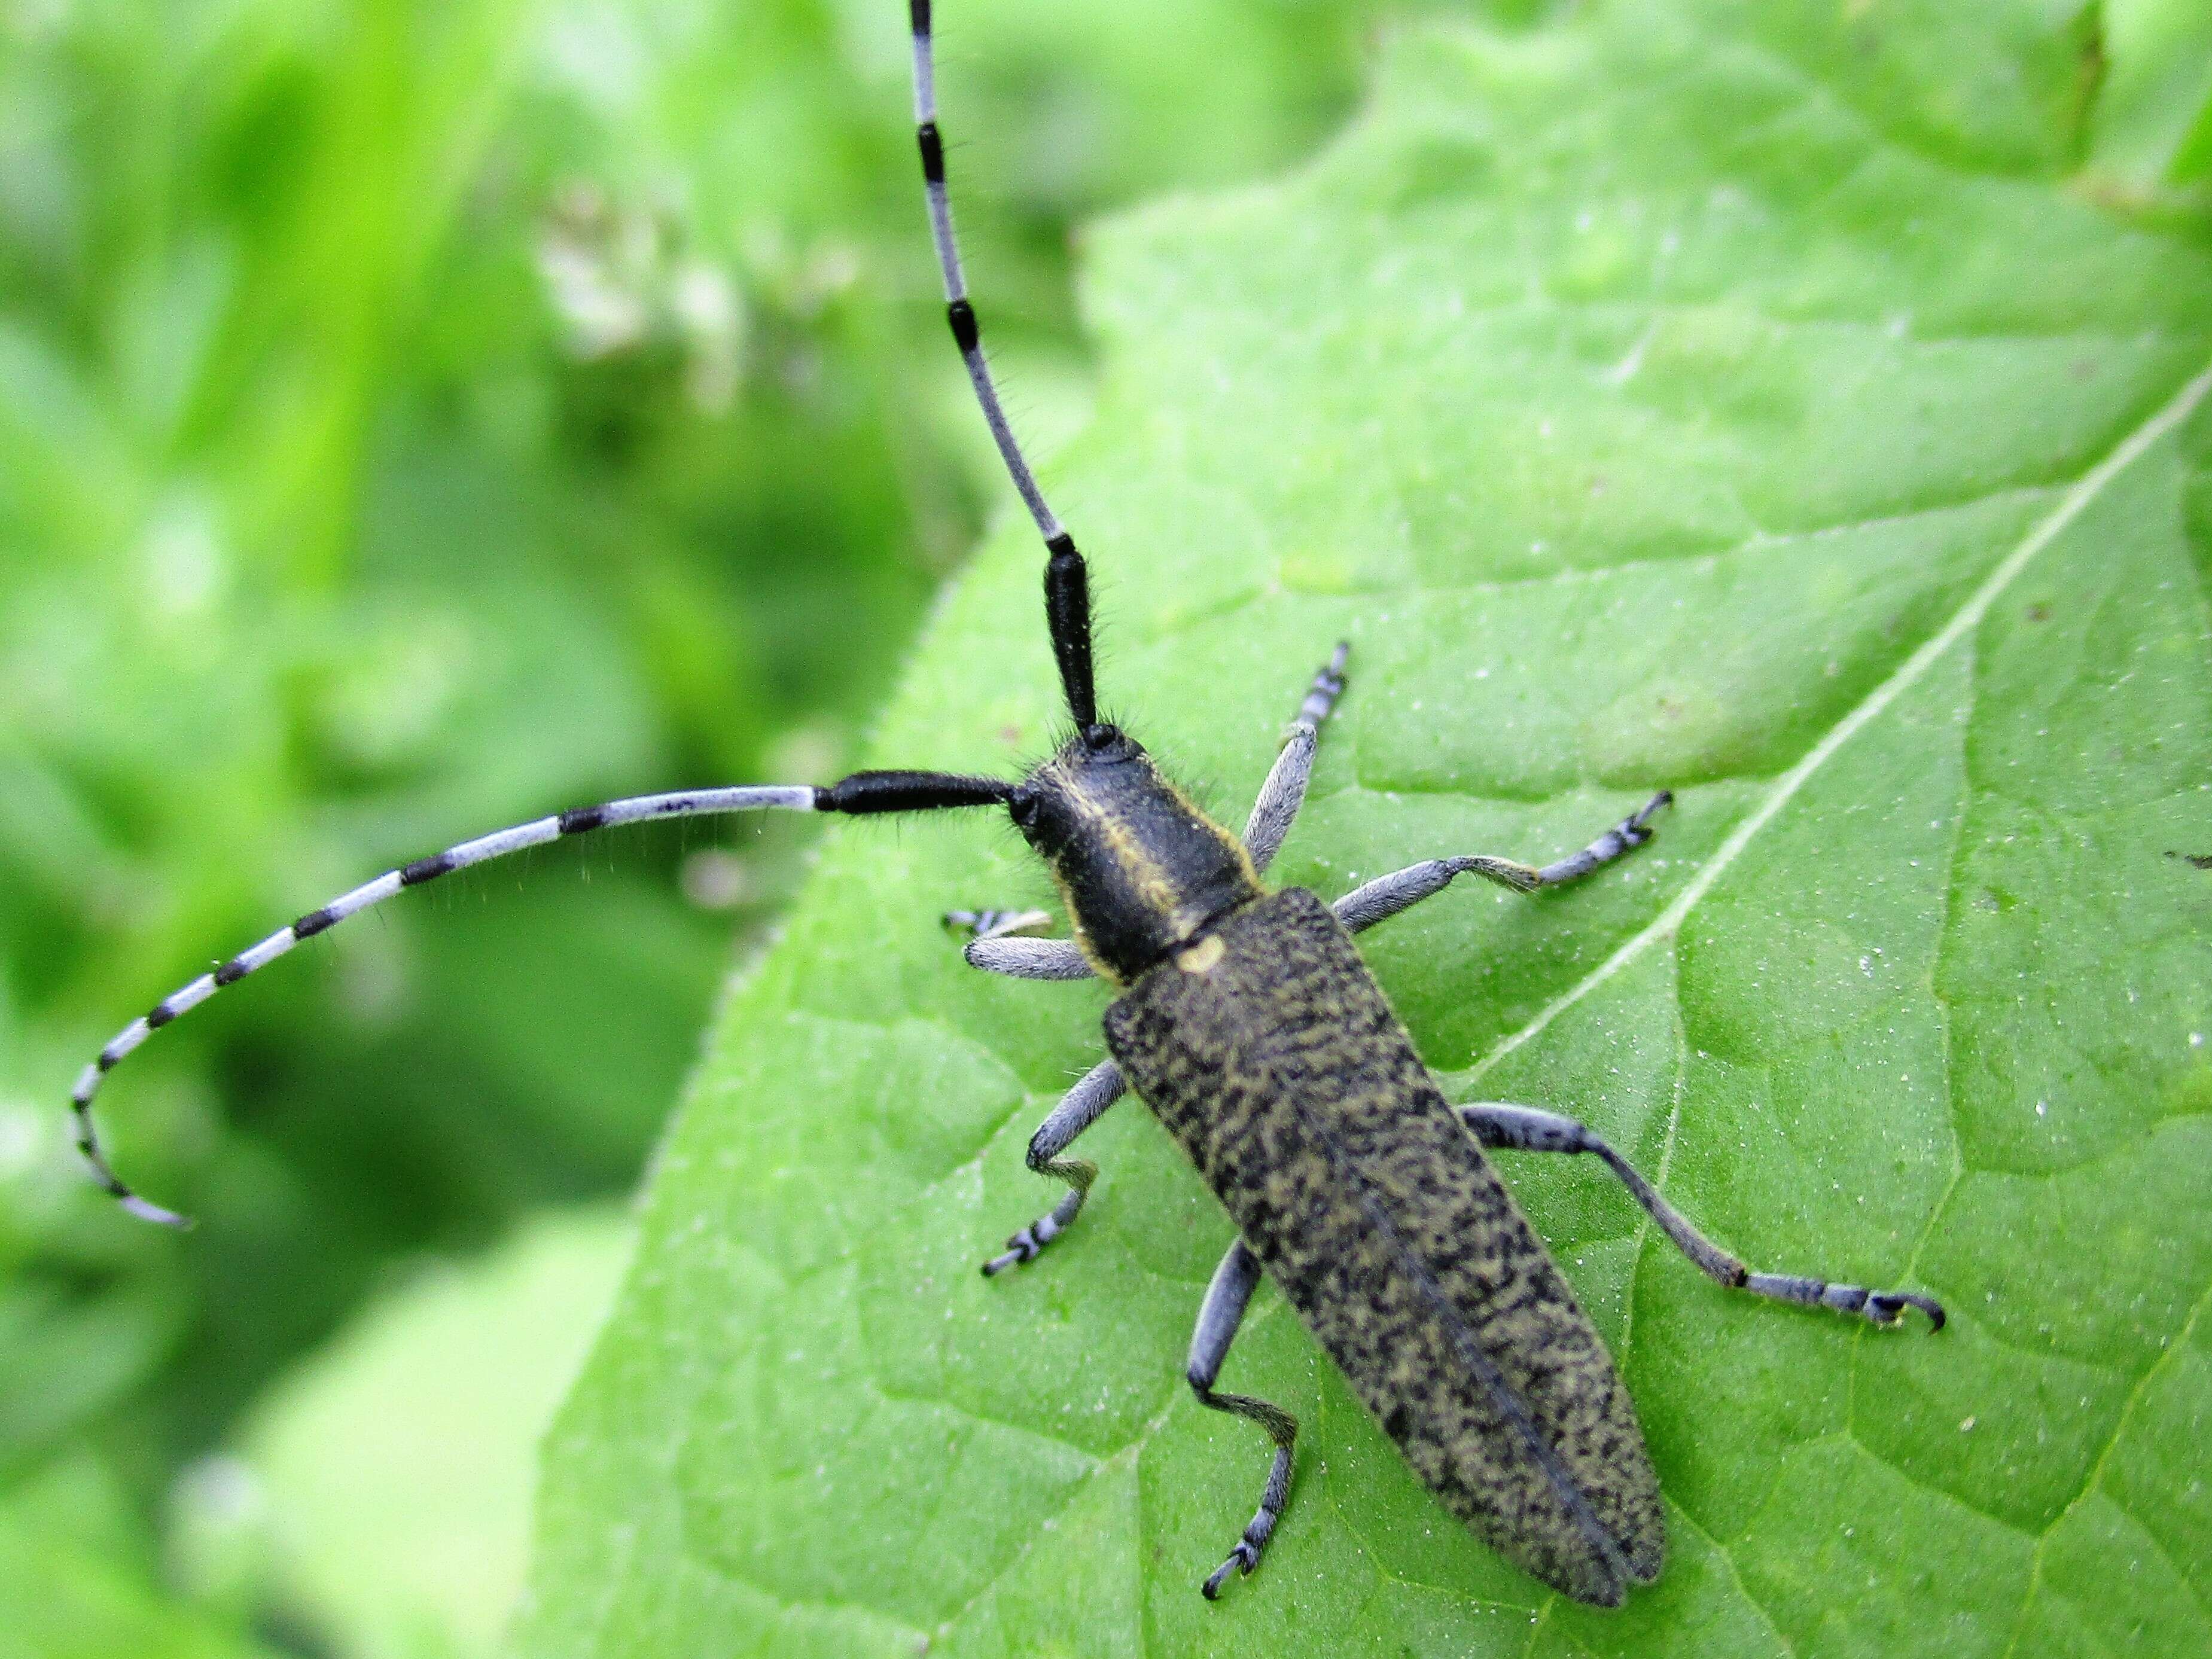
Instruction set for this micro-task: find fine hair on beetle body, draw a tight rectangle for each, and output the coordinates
[1009,725,1263,985]
[72,0,1948,1611]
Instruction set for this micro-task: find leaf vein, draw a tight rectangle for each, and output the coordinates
[1464,353,2212,1089]
[1996,1274,2212,1658]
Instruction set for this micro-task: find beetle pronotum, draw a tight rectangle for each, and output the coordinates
[71,0,1945,1606]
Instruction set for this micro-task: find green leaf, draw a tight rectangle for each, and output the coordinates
[523,4,2212,1654]
[237,1207,631,1659]
[0,1457,276,1659]
[2086,0,2212,192]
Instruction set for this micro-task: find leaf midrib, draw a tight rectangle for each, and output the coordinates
[1464,352,2212,1089]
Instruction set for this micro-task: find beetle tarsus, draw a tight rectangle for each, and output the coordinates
[980,1228,1041,1276]
[1869,1289,1947,1331]
[981,1156,1093,1276]
[1201,1536,1262,1600]
[1742,1270,1949,1331]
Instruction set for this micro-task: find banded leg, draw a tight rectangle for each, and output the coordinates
[74,768,1013,1227]
[956,643,1353,980]
[1332,789,1674,935]
[1241,641,1349,874]
[1458,1103,1946,1331]
[979,1057,1126,1275]
[1187,1240,1297,1599]
[941,908,1052,942]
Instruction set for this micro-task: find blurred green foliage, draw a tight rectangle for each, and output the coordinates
[236,1206,633,1659]
[5,0,2204,1653]
[0,0,1425,1651]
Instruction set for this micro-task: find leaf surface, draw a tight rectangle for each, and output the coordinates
[0,1457,276,1659]
[522,5,2212,1654]
[2088,0,2212,191]
[242,1208,632,1659]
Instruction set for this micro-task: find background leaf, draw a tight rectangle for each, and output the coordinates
[522,3,2212,1656]
[0,1457,276,1659]
[2086,0,2212,194]
[236,1207,631,1659]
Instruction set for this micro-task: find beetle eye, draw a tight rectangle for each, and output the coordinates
[1008,791,1041,830]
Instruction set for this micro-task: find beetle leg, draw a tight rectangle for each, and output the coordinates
[1458,1102,1946,1332]
[1332,858,1467,934]
[1330,791,1672,934]
[940,907,1053,941]
[961,934,1094,980]
[944,909,1095,980]
[1242,641,1350,874]
[980,1058,1126,1276]
[1187,1239,1299,1600]
[1453,791,1674,893]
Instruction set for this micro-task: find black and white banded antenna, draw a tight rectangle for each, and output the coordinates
[72,773,1014,1226]
[74,1,1104,1227]
[909,0,1098,733]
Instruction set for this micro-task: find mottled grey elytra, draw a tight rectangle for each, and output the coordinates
[72,0,1947,1609]
[1108,889,1665,1603]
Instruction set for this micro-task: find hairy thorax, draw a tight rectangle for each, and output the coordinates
[1010,728,1260,985]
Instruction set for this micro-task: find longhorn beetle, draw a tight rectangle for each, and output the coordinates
[71,0,1947,1609]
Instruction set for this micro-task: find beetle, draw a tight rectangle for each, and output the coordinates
[69,0,1945,1608]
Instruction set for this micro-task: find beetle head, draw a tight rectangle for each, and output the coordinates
[1010,725,1258,984]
